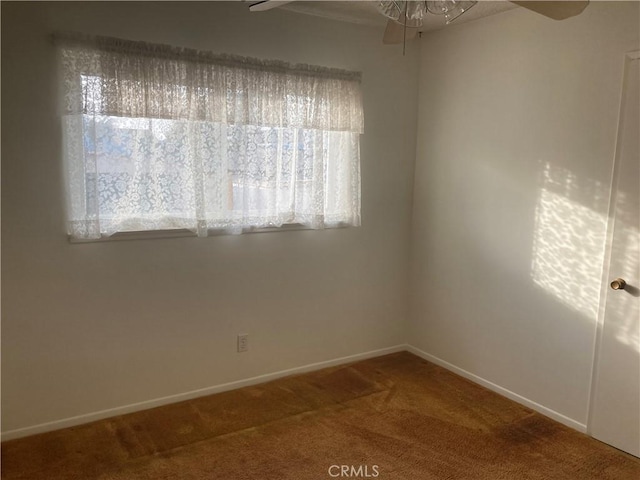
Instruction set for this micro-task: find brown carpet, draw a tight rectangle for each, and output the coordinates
[2,352,638,479]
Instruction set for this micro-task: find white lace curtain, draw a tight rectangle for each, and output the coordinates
[56,33,363,239]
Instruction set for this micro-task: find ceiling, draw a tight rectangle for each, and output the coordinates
[279,1,518,32]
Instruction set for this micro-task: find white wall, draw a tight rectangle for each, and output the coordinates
[409,1,639,428]
[1,2,418,436]
[5,0,637,441]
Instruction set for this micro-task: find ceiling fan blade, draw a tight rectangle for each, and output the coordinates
[511,1,589,20]
[249,1,295,13]
[383,19,418,45]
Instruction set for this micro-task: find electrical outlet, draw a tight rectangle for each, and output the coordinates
[237,334,249,353]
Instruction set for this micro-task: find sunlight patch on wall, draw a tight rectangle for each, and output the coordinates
[532,163,608,321]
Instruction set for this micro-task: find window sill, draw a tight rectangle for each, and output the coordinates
[67,223,345,244]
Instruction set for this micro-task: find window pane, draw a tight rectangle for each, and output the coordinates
[59,39,362,239]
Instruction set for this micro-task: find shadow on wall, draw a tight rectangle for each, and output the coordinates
[531,161,639,353]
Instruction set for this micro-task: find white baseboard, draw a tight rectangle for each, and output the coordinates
[406,345,587,433]
[2,344,587,441]
[1,344,407,442]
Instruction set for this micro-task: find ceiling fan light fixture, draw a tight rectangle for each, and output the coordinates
[378,1,426,28]
[426,0,477,24]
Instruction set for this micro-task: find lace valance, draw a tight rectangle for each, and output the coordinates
[55,33,364,133]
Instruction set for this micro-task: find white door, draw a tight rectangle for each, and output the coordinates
[589,53,640,457]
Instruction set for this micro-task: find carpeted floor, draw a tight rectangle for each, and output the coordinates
[2,352,639,479]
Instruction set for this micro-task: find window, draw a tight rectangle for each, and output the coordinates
[56,34,363,240]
